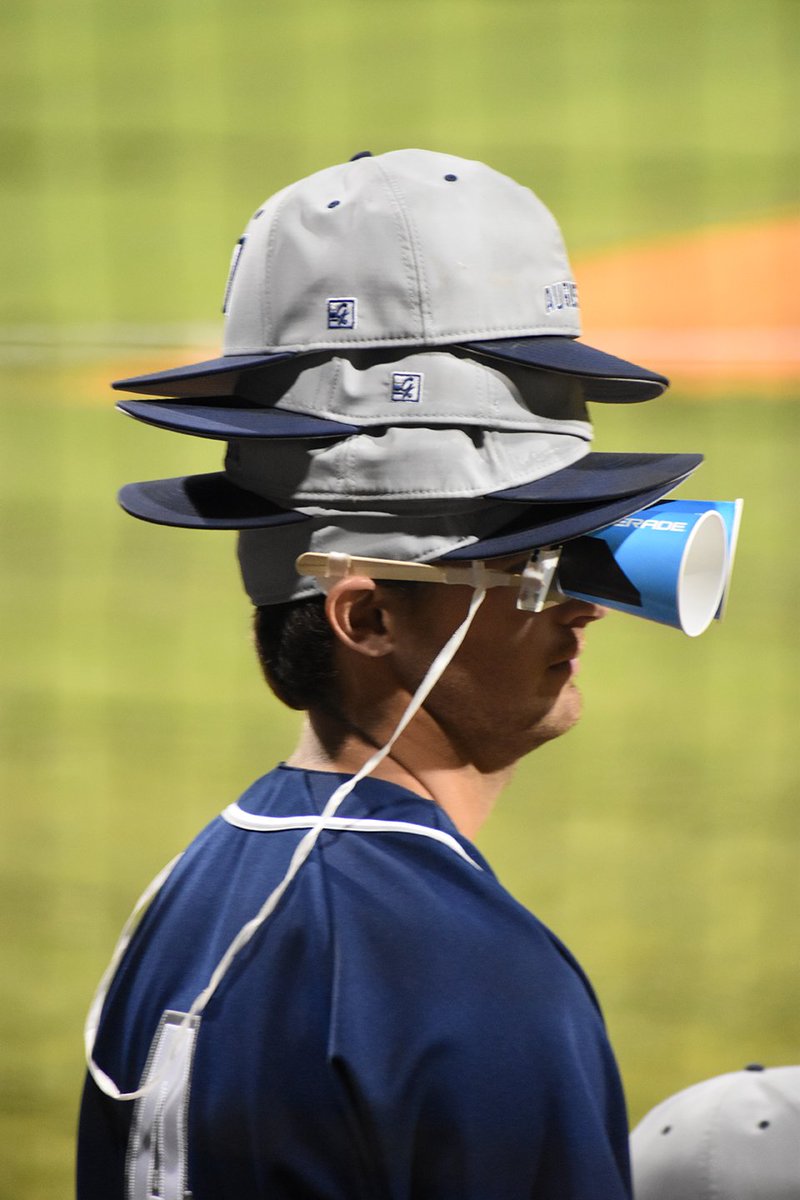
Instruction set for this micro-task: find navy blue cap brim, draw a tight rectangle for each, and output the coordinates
[441,479,692,560]
[112,352,297,398]
[117,399,360,440]
[118,474,310,530]
[461,336,668,402]
[117,451,701,540]
[113,337,666,402]
[489,452,701,504]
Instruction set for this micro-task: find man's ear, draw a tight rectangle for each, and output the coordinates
[324,577,397,658]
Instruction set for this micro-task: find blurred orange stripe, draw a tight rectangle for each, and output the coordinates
[576,216,800,384]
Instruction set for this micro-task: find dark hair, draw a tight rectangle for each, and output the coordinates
[253,580,424,712]
[253,595,337,712]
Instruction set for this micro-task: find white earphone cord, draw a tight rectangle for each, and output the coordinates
[85,579,489,1102]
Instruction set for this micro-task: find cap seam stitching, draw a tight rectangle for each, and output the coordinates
[367,158,425,338]
[261,188,297,349]
[229,324,581,352]
[273,415,593,434]
[373,158,432,340]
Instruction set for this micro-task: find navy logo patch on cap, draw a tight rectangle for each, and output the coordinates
[391,372,423,402]
[327,298,357,329]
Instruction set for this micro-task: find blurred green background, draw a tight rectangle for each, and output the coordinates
[1,0,798,1194]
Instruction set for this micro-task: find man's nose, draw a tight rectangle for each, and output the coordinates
[551,598,608,627]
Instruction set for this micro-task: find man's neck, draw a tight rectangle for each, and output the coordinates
[286,715,514,841]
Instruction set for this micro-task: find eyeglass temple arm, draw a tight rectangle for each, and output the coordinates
[295,549,562,613]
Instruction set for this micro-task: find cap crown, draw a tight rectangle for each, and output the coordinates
[224,149,580,355]
[631,1066,800,1200]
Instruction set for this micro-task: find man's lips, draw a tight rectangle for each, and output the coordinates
[549,641,583,675]
[548,658,580,678]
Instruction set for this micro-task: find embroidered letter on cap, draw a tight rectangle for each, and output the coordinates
[391,372,423,403]
[327,298,357,329]
[222,239,245,314]
[544,280,579,314]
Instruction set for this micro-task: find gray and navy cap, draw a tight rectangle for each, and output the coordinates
[112,149,668,405]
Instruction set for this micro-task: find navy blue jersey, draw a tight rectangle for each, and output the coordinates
[78,766,632,1198]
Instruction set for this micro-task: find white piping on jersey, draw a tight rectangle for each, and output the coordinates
[221,803,484,871]
[85,577,489,1103]
[84,851,186,1102]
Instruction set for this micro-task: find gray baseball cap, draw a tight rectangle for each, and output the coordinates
[630,1065,800,1200]
[115,348,592,441]
[112,149,668,403]
[119,400,700,601]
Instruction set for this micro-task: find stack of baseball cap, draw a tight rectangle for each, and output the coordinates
[114,149,703,604]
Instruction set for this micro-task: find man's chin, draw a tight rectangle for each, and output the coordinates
[529,683,584,748]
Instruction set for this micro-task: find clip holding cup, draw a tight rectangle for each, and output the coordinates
[517,549,562,613]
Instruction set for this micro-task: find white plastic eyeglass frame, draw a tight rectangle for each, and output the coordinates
[295,547,563,613]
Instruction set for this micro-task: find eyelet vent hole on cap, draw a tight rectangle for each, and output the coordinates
[660,1126,672,1135]
[758,1120,771,1129]
[327,200,340,209]
[444,173,458,181]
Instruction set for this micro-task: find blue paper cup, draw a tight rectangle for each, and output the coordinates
[652,498,744,619]
[556,501,731,636]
